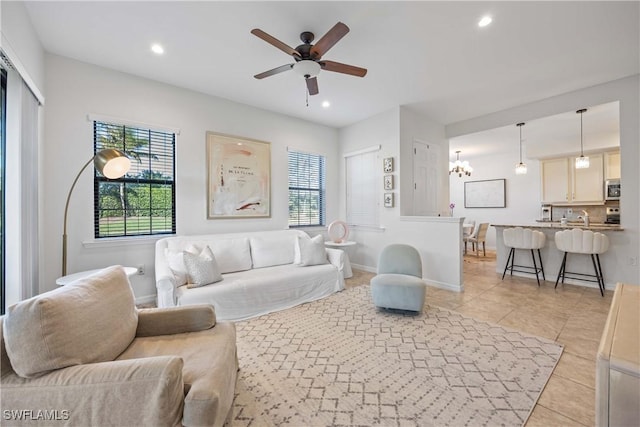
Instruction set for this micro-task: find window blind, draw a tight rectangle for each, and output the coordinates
[346,150,379,227]
[288,150,325,227]
[93,121,176,238]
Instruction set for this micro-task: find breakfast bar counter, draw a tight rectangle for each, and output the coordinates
[492,223,625,291]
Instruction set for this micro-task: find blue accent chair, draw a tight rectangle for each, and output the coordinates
[370,244,427,312]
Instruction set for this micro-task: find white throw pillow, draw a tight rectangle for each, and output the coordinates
[165,244,201,286]
[296,234,328,266]
[183,246,223,288]
[250,235,296,268]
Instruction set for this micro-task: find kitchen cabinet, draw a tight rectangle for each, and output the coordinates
[542,158,570,203]
[541,154,604,204]
[604,151,621,180]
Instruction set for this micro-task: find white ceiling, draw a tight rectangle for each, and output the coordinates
[450,101,621,161]
[23,1,639,129]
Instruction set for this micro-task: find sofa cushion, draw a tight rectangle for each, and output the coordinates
[184,246,223,288]
[296,234,328,266]
[165,243,201,286]
[250,234,296,268]
[170,238,252,274]
[3,266,138,378]
[117,322,238,427]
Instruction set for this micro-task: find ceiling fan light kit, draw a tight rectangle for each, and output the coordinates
[293,60,321,78]
[251,22,367,99]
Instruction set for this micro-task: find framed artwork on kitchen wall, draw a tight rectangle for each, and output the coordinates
[464,179,506,208]
[206,132,271,218]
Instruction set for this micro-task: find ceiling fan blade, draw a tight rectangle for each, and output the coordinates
[306,77,319,96]
[254,64,294,79]
[320,60,367,77]
[310,22,349,59]
[251,28,301,58]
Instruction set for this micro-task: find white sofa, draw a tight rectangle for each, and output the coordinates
[155,230,346,321]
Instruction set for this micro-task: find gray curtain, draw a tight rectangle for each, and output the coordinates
[20,81,39,299]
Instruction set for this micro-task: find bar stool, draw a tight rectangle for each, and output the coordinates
[502,227,546,285]
[554,228,609,296]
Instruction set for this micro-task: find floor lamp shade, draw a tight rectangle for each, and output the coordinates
[62,149,131,276]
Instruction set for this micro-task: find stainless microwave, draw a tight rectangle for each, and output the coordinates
[605,179,621,200]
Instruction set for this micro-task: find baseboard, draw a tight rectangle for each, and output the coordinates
[350,263,376,273]
[135,294,157,305]
[351,263,463,292]
[426,281,464,293]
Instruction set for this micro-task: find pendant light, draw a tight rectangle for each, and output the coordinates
[449,150,473,177]
[575,108,590,169]
[515,122,527,175]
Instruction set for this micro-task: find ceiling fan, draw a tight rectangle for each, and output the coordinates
[251,22,367,96]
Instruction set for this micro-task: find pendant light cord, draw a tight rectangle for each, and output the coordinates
[516,122,525,163]
[580,110,584,156]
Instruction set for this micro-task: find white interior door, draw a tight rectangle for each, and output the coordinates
[413,141,439,215]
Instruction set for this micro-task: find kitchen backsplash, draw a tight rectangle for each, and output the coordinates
[551,204,617,223]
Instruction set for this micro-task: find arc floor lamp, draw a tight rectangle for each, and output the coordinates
[62,148,130,276]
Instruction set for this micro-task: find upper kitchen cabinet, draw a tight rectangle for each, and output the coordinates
[541,153,604,204]
[605,151,621,180]
[542,158,570,203]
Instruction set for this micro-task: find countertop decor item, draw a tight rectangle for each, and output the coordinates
[515,122,527,175]
[62,148,130,276]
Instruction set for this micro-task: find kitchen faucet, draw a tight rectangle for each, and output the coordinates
[578,209,590,226]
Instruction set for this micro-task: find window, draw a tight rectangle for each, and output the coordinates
[94,121,176,238]
[345,147,380,227]
[288,150,325,227]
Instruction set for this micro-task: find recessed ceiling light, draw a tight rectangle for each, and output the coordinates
[478,16,492,27]
[322,101,331,108]
[151,43,164,55]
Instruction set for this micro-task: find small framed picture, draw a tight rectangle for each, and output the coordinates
[383,174,394,190]
[384,192,394,208]
[383,157,393,173]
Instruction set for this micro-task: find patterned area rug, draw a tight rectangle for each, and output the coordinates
[226,286,562,427]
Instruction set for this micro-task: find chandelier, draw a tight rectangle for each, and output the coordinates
[515,122,527,175]
[449,150,473,177]
[575,108,590,169]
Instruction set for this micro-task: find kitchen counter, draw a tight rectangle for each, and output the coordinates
[492,222,623,232]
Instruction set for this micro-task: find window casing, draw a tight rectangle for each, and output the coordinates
[288,150,325,227]
[93,121,176,238]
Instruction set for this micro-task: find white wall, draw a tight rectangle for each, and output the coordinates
[338,107,464,290]
[399,106,449,216]
[447,75,640,285]
[0,0,45,101]
[42,54,340,301]
[449,151,542,250]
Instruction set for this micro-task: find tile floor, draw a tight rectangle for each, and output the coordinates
[347,250,613,427]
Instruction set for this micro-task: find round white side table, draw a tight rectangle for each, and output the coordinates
[56,266,138,286]
[324,241,356,279]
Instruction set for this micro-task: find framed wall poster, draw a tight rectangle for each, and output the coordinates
[206,132,271,218]
[383,157,393,173]
[464,179,506,208]
[383,174,394,190]
[384,192,394,208]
